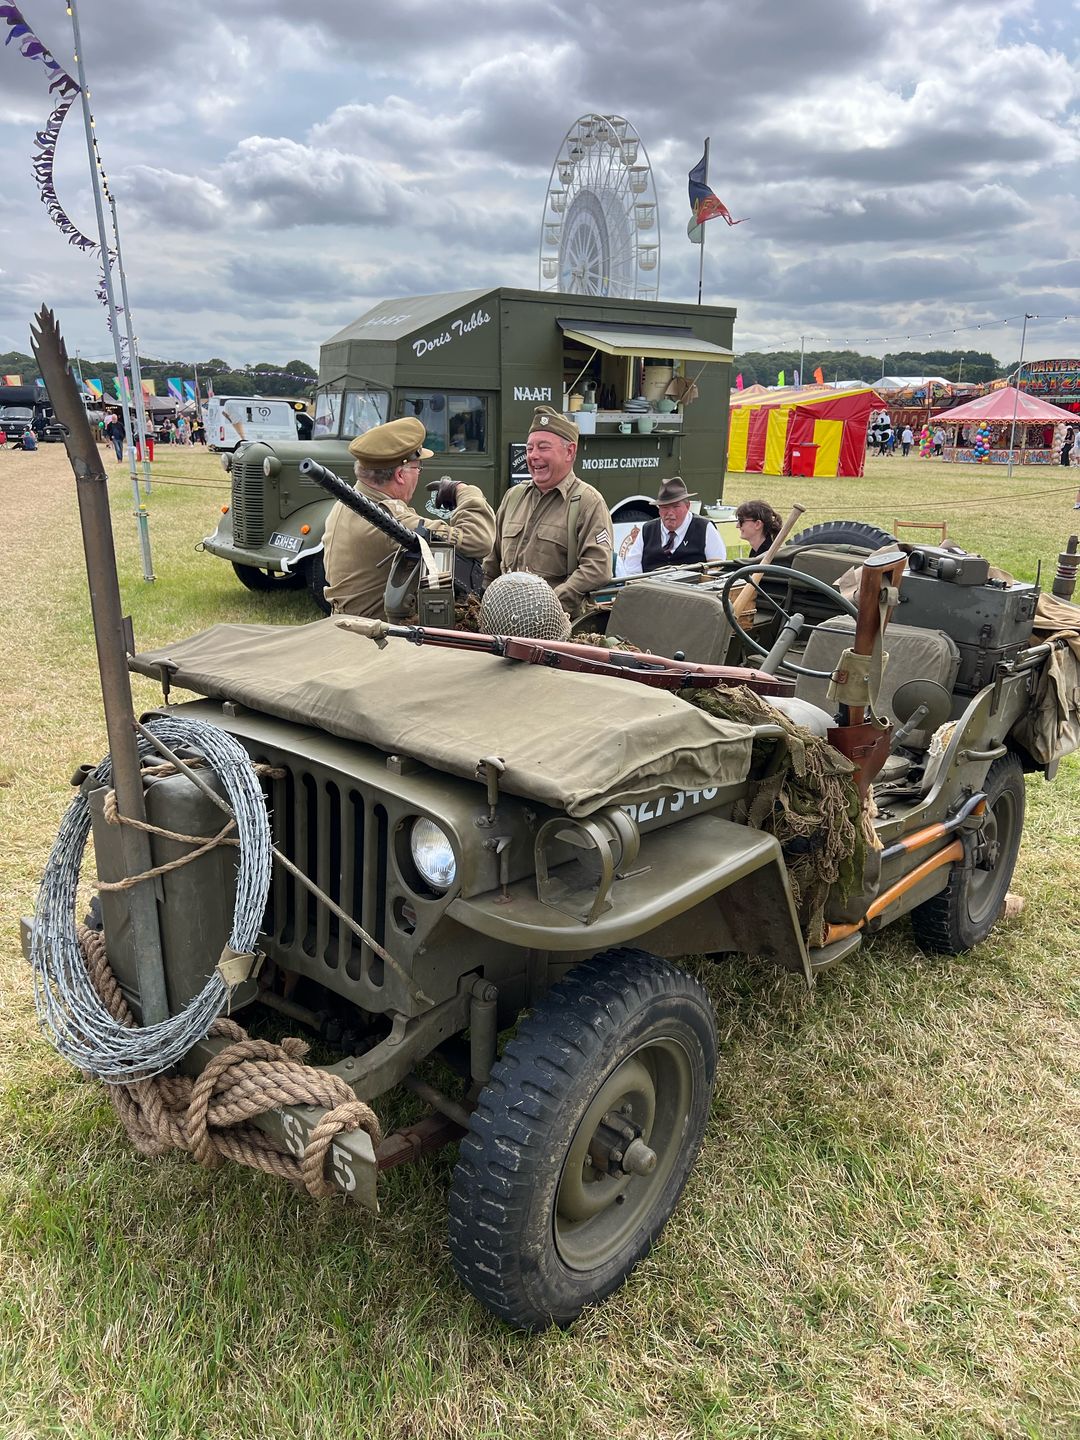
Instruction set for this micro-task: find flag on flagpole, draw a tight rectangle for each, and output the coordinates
[735,373,744,390]
[183,380,196,401]
[688,150,747,234]
[777,370,786,386]
[167,377,184,401]
[793,369,800,387]
[3,373,21,385]
[814,366,824,384]
[87,378,103,399]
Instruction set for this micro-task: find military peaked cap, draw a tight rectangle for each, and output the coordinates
[348,416,433,467]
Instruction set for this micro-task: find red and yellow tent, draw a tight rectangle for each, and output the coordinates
[727,384,882,477]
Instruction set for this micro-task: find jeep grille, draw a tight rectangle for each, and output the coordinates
[258,760,390,993]
[230,453,267,547]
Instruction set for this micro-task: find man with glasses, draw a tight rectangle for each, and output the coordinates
[323,416,495,618]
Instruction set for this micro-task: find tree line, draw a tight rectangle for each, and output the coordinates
[733,349,1003,387]
[0,350,318,400]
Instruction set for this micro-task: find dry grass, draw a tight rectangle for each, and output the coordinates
[1,442,1078,1439]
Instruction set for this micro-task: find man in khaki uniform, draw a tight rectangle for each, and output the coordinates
[323,416,496,618]
[484,406,612,616]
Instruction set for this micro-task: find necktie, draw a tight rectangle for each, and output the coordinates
[662,530,675,555]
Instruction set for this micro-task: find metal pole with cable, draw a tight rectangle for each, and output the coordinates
[67,0,153,580]
[1006,312,1032,478]
[109,196,152,496]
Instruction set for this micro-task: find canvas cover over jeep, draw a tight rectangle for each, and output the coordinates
[130,620,756,816]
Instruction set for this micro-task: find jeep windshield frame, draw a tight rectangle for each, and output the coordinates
[313,384,390,440]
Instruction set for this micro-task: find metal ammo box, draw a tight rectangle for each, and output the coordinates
[895,546,1039,694]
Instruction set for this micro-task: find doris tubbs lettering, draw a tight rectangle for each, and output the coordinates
[411,307,492,358]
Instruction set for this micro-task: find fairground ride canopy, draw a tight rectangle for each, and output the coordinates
[932,386,1079,425]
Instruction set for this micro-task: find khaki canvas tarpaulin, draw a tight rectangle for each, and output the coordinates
[1012,593,1080,765]
[130,620,755,817]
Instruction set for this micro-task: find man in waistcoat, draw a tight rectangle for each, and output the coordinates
[618,477,726,576]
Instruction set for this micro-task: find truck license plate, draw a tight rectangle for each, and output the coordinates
[269,532,301,553]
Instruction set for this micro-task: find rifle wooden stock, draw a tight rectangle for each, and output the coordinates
[729,503,806,624]
[335,618,795,696]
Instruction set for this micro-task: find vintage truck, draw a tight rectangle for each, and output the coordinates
[26,309,1080,1332]
[200,286,735,605]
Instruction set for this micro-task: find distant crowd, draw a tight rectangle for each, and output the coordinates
[100,410,206,459]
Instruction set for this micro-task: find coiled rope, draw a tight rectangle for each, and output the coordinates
[77,922,382,1194]
[32,715,272,1083]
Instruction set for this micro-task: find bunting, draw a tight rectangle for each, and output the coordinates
[2,4,122,334]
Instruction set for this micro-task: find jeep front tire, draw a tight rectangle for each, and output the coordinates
[448,949,717,1331]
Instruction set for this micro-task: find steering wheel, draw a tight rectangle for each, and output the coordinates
[719,562,859,679]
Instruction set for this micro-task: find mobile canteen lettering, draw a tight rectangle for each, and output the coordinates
[622,787,719,823]
[513,386,553,402]
[412,308,492,358]
[580,455,663,470]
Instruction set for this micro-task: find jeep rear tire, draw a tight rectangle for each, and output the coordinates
[448,949,717,1331]
[910,753,1025,954]
[787,519,897,551]
[231,561,305,592]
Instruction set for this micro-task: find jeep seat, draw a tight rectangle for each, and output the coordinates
[793,617,961,750]
[606,579,735,665]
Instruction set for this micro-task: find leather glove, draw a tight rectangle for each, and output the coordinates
[434,477,460,511]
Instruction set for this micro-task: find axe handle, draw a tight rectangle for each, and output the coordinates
[729,502,806,623]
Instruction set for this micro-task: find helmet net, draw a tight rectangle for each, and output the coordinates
[478,571,570,640]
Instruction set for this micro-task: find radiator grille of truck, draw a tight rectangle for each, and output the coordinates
[230,454,267,547]
[259,763,389,990]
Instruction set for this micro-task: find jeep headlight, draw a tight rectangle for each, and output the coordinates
[410,818,457,891]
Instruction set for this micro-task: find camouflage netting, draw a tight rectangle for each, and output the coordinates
[679,684,870,948]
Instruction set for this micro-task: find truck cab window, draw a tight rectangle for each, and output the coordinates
[401,391,487,454]
[343,388,390,438]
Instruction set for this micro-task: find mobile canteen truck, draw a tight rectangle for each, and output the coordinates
[201,287,735,604]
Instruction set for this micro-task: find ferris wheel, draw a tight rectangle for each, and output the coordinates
[538,114,661,300]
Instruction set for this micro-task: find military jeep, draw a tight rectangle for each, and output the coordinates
[28,506,1080,1333]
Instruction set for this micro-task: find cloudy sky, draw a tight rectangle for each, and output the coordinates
[1,0,1079,373]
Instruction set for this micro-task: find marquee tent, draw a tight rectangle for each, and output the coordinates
[932,386,1078,425]
[727,383,882,477]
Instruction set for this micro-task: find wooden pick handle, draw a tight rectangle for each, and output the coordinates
[729,503,807,623]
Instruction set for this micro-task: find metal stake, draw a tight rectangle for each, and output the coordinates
[31,306,169,1024]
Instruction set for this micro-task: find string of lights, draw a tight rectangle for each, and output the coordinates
[748,313,1077,354]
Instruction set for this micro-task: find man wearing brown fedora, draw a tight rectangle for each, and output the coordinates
[323,416,496,617]
[618,477,726,576]
[484,405,613,617]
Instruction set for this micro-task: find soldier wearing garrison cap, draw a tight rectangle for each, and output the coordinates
[617,476,727,577]
[483,405,613,616]
[323,416,496,618]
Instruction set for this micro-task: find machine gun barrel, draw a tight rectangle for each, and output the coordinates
[299,458,420,552]
[335,617,794,696]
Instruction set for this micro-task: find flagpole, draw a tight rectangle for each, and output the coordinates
[110,196,152,495]
[1006,312,1032,478]
[697,136,709,305]
[68,0,153,581]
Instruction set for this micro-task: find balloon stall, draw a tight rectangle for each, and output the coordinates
[972,423,991,462]
[919,425,934,458]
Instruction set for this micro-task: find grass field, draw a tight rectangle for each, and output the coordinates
[1,442,1078,1439]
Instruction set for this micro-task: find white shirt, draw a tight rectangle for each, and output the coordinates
[618,512,726,577]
